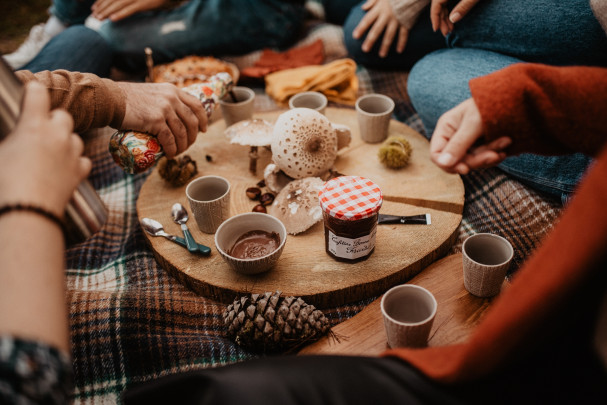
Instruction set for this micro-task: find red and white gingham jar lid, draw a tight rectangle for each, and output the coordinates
[319,176,383,220]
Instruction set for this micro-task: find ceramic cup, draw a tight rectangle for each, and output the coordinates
[381,284,437,348]
[219,86,255,127]
[215,212,287,275]
[288,91,328,115]
[462,233,514,297]
[186,175,231,234]
[355,93,395,143]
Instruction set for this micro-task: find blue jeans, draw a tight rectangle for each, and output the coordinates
[23,25,114,76]
[406,0,607,202]
[50,0,305,73]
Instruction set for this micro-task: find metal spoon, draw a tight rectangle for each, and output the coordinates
[171,203,199,253]
[141,217,211,255]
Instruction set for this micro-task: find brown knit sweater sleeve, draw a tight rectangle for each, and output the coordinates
[469,63,607,158]
[15,70,127,134]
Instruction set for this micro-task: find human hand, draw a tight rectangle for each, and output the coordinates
[352,0,409,58]
[0,82,92,217]
[430,0,481,36]
[115,81,208,159]
[91,0,169,22]
[430,98,511,175]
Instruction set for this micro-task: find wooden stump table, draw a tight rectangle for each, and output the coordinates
[136,107,464,308]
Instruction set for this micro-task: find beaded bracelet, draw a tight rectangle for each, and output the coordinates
[0,204,66,234]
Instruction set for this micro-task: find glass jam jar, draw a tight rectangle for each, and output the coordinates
[319,176,383,262]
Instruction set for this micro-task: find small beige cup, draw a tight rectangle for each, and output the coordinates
[381,284,437,348]
[219,86,255,127]
[186,175,231,234]
[462,233,513,297]
[355,93,395,143]
[288,91,328,115]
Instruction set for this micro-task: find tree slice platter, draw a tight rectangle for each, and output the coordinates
[298,254,509,355]
[136,107,464,308]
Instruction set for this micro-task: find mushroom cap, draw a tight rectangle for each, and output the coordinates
[269,177,325,235]
[225,119,274,146]
[271,108,338,179]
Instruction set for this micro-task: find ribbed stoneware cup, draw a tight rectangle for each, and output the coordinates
[219,86,255,127]
[288,91,328,115]
[381,284,437,348]
[462,233,513,297]
[186,175,231,234]
[355,93,395,143]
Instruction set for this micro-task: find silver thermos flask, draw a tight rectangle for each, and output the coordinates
[0,57,108,245]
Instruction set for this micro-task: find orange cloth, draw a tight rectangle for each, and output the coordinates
[383,64,607,384]
[264,58,358,106]
[240,39,325,79]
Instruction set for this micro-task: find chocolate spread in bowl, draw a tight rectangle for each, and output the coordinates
[228,230,280,259]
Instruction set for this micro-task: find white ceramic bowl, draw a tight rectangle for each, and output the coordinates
[214,212,287,275]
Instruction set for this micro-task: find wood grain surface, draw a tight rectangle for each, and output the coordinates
[136,108,465,307]
[299,254,507,355]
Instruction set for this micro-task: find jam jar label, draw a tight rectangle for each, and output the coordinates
[327,227,377,260]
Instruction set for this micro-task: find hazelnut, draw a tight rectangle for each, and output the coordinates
[259,192,275,206]
[252,204,267,213]
[246,187,262,200]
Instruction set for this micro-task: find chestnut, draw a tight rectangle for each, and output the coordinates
[259,192,275,206]
[252,204,267,213]
[246,187,261,200]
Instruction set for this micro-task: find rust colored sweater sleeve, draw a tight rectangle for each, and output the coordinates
[469,63,607,158]
[15,70,127,134]
[382,64,607,389]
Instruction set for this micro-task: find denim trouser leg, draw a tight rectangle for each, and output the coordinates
[51,0,96,25]
[343,3,445,70]
[408,48,592,201]
[21,25,113,77]
[94,0,305,72]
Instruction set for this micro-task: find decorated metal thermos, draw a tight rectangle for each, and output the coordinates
[109,72,233,174]
[0,57,108,246]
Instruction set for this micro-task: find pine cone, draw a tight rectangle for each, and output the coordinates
[223,291,331,353]
[157,154,198,186]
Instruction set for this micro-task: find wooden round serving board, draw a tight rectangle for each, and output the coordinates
[136,107,464,308]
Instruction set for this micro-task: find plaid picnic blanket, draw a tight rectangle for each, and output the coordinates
[66,19,562,404]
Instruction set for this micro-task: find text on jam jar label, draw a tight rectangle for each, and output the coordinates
[327,227,377,260]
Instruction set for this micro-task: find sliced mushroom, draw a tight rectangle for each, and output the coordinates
[271,108,338,180]
[263,163,294,194]
[225,119,274,174]
[331,123,351,150]
[269,177,325,235]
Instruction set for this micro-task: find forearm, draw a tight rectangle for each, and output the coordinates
[0,213,70,354]
[470,63,607,157]
[16,70,127,133]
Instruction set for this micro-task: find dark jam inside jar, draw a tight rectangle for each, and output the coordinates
[323,212,378,263]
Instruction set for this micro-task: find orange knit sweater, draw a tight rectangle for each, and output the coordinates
[384,64,607,395]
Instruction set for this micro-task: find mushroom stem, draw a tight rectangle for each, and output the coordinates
[249,146,258,174]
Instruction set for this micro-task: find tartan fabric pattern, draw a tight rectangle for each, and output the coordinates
[64,20,562,403]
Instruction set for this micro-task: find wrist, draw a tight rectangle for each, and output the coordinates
[0,204,66,236]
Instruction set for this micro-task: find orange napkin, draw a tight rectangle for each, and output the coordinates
[240,39,325,79]
[265,58,359,106]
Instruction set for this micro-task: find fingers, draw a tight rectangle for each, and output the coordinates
[19,82,51,131]
[178,91,207,134]
[362,13,388,54]
[396,27,409,54]
[449,0,481,24]
[352,9,376,42]
[379,20,398,57]
[430,0,447,32]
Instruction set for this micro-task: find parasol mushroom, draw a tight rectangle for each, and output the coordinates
[271,108,338,180]
[225,119,274,174]
[269,177,325,235]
